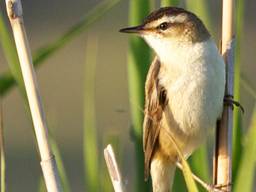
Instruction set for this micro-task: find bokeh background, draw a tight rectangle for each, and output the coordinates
[0,0,255,191]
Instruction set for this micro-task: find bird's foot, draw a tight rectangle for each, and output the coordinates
[176,162,230,192]
[224,94,244,113]
[209,182,232,192]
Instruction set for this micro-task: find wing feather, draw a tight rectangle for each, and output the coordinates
[143,57,168,180]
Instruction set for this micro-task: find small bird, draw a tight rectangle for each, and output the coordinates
[120,7,225,192]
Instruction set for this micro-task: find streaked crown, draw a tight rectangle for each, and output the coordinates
[120,7,210,42]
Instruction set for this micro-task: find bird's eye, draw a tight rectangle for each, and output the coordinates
[158,22,168,30]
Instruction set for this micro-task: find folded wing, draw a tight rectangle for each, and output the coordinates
[143,57,168,180]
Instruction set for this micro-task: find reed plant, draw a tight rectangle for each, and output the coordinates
[0,0,255,191]
[232,0,244,180]
[5,0,62,190]
[185,1,256,192]
[83,34,99,191]
[0,0,122,191]
[160,1,255,191]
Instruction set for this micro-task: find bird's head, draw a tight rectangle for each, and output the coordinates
[120,7,210,59]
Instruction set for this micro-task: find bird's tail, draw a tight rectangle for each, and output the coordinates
[150,158,176,192]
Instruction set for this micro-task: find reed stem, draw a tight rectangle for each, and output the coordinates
[4,0,62,191]
[214,1,234,191]
[232,0,244,180]
[104,144,125,192]
[83,35,99,191]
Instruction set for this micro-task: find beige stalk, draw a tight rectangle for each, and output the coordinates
[4,0,62,191]
[104,144,125,192]
[214,0,234,191]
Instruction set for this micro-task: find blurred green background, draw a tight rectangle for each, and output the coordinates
[0,0,255,191]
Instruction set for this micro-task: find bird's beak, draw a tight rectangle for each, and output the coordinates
[119,25,145,34]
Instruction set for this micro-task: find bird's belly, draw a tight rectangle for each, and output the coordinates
[156,38,225,158]
[159,72,224,157]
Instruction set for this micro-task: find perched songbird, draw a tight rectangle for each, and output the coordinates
[120,7,225,192]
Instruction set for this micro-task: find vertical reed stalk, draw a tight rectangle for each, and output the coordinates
[83,35,99,191]
[4,0,62,191]
[128,1,150,191]
[214,1,234,191]
[0,103,6,192]
[232,0,244,180]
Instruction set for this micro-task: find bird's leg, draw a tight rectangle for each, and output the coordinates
[224,94,244,113]
[176,162,228,192]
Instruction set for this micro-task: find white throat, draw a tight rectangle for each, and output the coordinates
[143,35,216,69]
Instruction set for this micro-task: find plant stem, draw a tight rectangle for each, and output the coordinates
[104,144,125,192]
[83,34,99,192]
[232,0,244,180]
[4,0,62,191]
[214,1,234,191]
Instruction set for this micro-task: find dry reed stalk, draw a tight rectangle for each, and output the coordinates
[214,0,234,191]
[104,144,125,192]
[4,0,62,191]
